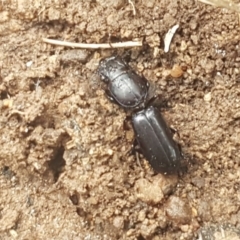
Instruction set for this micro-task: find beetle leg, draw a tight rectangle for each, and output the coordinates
[131,138,142,154]
[135,152,143,169]
[123,115,132,130]
[146,94,172,110]
[146,94,158,107]
[129,139,144,169]
[121,50,132,63]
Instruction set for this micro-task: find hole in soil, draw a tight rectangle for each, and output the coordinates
[137,235,145,240]
[1,166,15,179]
[0,91,8,100]
[69,193,79,205]
[29,114,55,129]
[48,145,66,182]
[29,82,38,91]
[76,207,87,218]
[29,77,55,91]
[123,220,131,230]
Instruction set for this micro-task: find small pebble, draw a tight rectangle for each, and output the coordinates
[170,64,184,78]
[180,224,189,232]
[134,175,177,204]
[9,229,18,238]
[2,99,13,108]
[165,196,192,225]
[134,178,164,204]
[107,149,113,155]
[26,60,33,67]
[113,216,124,229]
[204,92,212,102]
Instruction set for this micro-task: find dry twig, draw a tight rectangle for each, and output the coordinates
[128,0,136,15]
[42,38,142,49]
[198,0,240,13]
[164,24,179,53]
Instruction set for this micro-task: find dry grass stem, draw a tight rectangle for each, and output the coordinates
[42,38,142,49]
[198,0,240,13]
[164,24,179,53]
[128,0,136,15]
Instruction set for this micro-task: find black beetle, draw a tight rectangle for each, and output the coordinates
[98,55,149,108]
[132,106,181,174]
[98,55,182,174]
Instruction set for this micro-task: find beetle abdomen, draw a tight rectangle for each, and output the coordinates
[132,106,181,174]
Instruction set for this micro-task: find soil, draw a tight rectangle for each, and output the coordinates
[0,0,240,239]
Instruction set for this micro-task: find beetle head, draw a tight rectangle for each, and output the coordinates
[97,55,126,83]
[98,59,112,84]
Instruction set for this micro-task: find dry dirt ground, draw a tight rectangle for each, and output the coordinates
[0,0,240,239]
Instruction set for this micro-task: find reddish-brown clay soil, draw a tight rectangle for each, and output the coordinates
[0,1,239,239]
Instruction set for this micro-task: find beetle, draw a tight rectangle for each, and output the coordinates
[97,55,182,174]
[98,55,149,108]
[132,106,181,174]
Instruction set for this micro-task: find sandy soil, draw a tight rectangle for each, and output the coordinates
[0,0,239,239]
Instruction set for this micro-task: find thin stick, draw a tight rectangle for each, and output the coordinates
[198,0,240,13]
[128,0,136,15]
[164,24,179,53]
[42,38,142,49]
